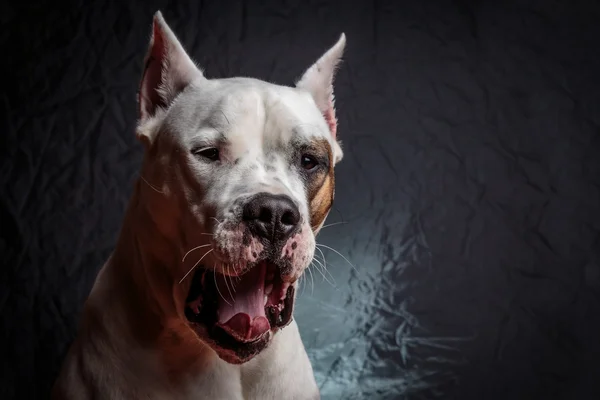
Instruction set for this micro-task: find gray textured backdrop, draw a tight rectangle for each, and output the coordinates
[2,0,600,399]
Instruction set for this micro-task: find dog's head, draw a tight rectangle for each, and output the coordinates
[135,12,345,364]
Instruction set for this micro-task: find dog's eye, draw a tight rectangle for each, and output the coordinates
[300,154,319,170]
[194,147,220,161]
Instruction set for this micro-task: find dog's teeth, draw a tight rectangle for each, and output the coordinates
[187,304,200,315]
[280,283,290,300]
[265,284,273,296]
[264,295,268,306]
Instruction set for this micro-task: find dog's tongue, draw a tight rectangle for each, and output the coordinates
[215,262,269,342]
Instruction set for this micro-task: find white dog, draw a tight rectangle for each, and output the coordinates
[52,11,346,400]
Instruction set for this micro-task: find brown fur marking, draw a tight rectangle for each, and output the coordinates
[306,139,335,231]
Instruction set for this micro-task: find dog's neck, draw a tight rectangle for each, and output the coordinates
[111,179,175,313]
[87,178,217,383]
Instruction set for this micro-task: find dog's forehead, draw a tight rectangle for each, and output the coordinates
[168,78,332,148]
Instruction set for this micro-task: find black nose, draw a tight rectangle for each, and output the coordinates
[242,193,301,242]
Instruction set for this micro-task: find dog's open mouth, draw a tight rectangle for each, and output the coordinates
[184,260,295,363]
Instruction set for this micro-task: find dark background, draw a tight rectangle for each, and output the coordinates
[2,0,600,399]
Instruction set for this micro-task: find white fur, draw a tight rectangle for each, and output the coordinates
[53,11,346,400]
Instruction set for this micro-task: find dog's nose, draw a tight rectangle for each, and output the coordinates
[243,193,301,242]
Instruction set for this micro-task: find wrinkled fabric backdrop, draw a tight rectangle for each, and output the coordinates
[2,0,600,399]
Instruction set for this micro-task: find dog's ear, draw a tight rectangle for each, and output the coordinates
[296,33,346,140]
[137,11,203,142]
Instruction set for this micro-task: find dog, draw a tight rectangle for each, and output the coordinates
[52,11,346,400]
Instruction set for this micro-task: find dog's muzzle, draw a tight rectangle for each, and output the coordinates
[183,192,305,363]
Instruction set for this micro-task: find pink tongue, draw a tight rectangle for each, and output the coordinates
[215,262,270,342]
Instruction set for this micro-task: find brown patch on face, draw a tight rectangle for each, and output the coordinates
[306,139,335,232]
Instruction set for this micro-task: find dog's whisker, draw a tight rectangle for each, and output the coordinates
[319,221,348,230]
[228,267,237,294]
[210,217,222,225]
[315,246,328,274]
[321,264,338,286]
[182,244,212,263]
[311,252,328,274]
[227,264,237,300]
[139,174,166,194]
[316,243,358,273]
[307,264,315,296]
[200,233,214,236]
[220,110,231,125]
[213,265,232,306]
[228,278,236,296]
[311,257,336,287]
[179,249,213,284]
[299,273,306,297]
[314,247,337,285]
[311,256,326,276]
[220,263,235,303]
[313,256,337,288]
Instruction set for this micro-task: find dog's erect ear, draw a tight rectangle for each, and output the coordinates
[137,11,203,129]
[296,33,346,140]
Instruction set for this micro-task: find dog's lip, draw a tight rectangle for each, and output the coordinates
[187,321,271,364]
